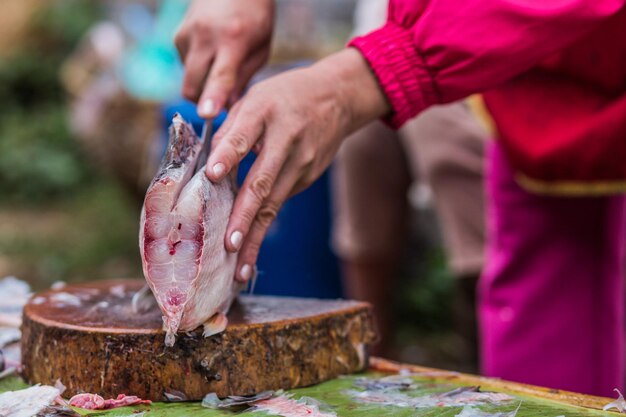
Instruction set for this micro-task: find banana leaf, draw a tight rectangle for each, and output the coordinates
[0,372,617,417]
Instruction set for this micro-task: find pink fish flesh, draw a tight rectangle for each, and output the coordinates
[253,395,337,417]
[69,393,151,410]
[139,114,241,346]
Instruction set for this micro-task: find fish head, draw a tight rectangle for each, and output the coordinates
[149,113,203,202]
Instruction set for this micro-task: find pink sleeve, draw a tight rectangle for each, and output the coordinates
[349,0,625,127]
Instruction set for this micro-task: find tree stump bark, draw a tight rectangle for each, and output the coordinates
[21,279,376,400]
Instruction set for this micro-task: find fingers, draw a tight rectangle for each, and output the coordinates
[224,132,288,246]
[226,48,271,107]
[205,102,265,182]
[210,99,265,156]
[173,26,190,63]
[180,41,214,103]
[208,100,243,153]
[197,49,246,118]
[230,154,298,281]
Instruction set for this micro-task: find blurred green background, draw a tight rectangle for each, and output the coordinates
[0,0,473,372]
[0,1,142,286]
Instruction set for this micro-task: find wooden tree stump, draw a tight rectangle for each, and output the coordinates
[21,279,376,400]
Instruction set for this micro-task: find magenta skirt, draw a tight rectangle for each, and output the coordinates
[479,141,626,397]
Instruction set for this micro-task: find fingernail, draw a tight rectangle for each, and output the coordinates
[230,230,243,249]
[240,264,252,281]
[199,99,215,117]
[212,162,225,178]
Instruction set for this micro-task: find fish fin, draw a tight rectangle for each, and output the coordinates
[164,330,176,347]
[132,285,157,314]
[248,265,259,294]
[162,308,184,347]
[604,389,626,412]
[202,313,228,337]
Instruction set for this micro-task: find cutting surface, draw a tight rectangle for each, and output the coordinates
[25,279,366,332]
[21,279,376,400]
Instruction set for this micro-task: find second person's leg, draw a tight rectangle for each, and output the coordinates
[331,121,412,356]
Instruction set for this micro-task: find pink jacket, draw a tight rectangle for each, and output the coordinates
[349,0,626,185]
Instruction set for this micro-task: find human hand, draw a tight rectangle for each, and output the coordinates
[174,0,274,117]
[204,49,390,281]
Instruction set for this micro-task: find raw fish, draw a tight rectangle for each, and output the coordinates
[139,114,241,346]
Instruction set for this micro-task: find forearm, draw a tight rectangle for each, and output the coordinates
[309,48,391,136]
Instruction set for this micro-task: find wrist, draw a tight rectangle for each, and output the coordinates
[313,48,391,132]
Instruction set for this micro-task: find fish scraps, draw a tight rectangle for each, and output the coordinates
[202,390,275,409]
[347,376,514,410]
[0,276,32,327]
[0,385,62,417]
[455,402,522,417]
[604,389,626,413]
[36,405,81,417]
[0,276,34,379]
[69,393,151,410]
[252,395,337,417]
[352,375,419,391]
[163,389,188,402]
[202,390,337,416]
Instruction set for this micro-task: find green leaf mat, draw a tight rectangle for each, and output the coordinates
[0,373,615,417]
